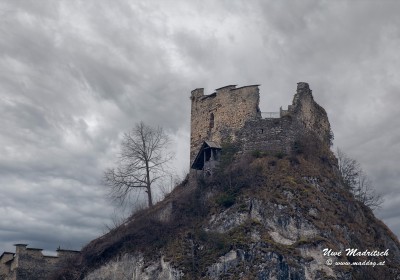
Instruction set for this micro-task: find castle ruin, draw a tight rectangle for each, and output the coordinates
[0,244,80,280]
[190,82,332,173]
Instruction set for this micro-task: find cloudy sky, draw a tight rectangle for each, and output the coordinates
[1,0,400,253]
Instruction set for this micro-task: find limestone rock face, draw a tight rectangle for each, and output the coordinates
[84,254,182,280]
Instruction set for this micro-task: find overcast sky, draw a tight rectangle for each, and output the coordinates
[1,0,400,253]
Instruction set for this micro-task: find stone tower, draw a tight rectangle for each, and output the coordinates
[190,85,261,166]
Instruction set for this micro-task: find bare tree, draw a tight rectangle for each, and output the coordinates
[104,122,174,207]
[336,148,383,210]
[352,171,384,210]
[337,148,360,189]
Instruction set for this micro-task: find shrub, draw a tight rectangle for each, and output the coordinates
[217,140,239,170]
[293,141,304,154]
[275,151,286,159]
[269,160,277,167]
[251,150,262,158]
[216,193,235,208]
[251,150,267,158]
[289,156,300,166]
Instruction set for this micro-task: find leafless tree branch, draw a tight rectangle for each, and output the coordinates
[336,148,383,210]
[103,122,174,208]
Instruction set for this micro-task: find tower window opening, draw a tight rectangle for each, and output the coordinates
[210,113,214,129]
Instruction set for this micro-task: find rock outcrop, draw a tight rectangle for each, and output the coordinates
[56,144,400,279]
[53,83,400,280]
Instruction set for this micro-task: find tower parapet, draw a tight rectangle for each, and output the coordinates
[190,88,204,100]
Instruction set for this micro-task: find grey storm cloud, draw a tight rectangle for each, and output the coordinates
[1,0,400,253]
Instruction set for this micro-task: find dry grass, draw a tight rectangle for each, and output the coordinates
[52,142,400,279]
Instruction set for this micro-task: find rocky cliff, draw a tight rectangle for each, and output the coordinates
[53,136,400,279]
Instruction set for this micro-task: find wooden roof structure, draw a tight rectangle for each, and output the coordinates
[191,141,221,170]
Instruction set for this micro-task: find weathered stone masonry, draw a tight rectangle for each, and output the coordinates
[0,244,80,280]
[190,82,331,170]
[190,85,261,165]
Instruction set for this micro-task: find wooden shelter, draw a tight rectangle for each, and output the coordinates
[191,141,221,176]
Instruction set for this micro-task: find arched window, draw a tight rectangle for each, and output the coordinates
[209,113,214,129]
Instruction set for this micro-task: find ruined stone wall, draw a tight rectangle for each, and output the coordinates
[0,253,14,280]
[238,116,297,155]
[0,245,80,280]
[12,248,58,280]
[237,82,332,155]
[290,82,331,145]
[190,85,261,165]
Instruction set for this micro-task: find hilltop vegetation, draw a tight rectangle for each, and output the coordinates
[52,138,400,280]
